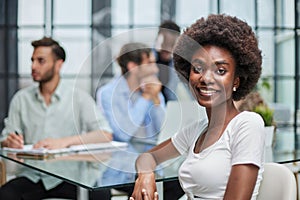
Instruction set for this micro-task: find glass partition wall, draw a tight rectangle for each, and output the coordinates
[0,0,18,129]
[1,0,299,147]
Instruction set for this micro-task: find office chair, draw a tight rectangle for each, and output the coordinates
[257,162,297,200]
[0,159,6,186]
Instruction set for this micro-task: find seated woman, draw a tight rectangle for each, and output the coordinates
[130,14,265,200]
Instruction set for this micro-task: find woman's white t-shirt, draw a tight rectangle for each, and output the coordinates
[171,111,265,200]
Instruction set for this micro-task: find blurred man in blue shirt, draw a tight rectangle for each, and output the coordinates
[96,42,184,200]
[97,42,165,143]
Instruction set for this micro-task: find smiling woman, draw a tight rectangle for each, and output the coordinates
[130,14,265,200]
[189,45,239,109]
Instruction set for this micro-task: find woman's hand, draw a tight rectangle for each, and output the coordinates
[130,172,158,200]
[131,139,179,199]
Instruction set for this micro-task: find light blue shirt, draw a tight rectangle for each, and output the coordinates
[100,142,156,187]
[96,76,165,143]
[1,80,112,190]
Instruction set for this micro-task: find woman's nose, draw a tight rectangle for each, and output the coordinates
[200,69,214,83]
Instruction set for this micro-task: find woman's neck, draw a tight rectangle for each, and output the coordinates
[206,100,239,130]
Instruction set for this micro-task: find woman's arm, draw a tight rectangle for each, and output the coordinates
[224,164,259,200]
[131,138,180,200]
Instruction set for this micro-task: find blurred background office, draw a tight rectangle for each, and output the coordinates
[0,0,298,147]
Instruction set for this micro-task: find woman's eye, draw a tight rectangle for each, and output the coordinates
[216,68,226,75]
[192,66,204,73]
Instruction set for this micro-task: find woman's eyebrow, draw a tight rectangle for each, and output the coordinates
[191,59,230,67]
[214,60,230,65]
[191,58,206,65]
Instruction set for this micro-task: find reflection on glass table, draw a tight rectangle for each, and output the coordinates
[2,136,300,200]
[0,142,183,191]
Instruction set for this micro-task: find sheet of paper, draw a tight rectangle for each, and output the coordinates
[2,141,128,155]
[3,145,70,154]
[69,141,128,152]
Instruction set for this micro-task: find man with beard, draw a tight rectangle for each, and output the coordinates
[0,37,113,199]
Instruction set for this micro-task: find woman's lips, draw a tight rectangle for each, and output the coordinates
[198,88,218,96]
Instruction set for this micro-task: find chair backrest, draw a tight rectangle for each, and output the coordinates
[157,100,207,144]
[257,162,297,200]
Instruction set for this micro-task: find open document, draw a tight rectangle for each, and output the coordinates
[2,141,128,159]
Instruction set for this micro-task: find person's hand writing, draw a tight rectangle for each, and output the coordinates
[33,138,68,150]
[130,172,158,200]
[2,132,24,148]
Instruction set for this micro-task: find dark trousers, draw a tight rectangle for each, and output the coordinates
[0,177,111,200]
[92,179,185,200]
[0,177,184,200]
[0,177,76,200]
[163,179,185,200]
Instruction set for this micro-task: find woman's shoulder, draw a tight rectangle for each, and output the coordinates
[235,111,264,123]
[180,118,208,137]
[230,111,265,131]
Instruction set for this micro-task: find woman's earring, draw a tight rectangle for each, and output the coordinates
[233,87,236,92]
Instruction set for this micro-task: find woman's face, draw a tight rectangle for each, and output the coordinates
[189,45,239,108]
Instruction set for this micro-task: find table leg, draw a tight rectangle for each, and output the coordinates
[77,186,89,200]
[157,181,163,200]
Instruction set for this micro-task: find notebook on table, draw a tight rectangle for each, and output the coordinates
[2,141,128,159]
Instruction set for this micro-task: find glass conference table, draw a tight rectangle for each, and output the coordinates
[0,140,299,200]
[0,141,183,200]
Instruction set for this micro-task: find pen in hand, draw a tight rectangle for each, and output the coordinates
[14,131,24,148]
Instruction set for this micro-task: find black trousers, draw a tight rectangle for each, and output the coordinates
[0,177,184,200]
[0,177,111,200]
[93,179,185,200]
[163,179,185,200]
